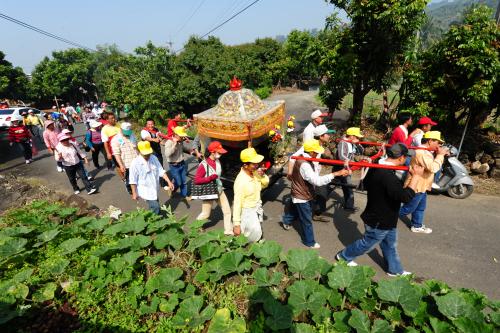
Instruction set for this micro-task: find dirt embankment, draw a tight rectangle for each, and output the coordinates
[0,174,99,215]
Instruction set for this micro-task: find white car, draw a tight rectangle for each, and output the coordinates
[0,107,44,129]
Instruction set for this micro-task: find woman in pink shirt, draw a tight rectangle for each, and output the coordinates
[55,133,97,195]
[43,120,64,172]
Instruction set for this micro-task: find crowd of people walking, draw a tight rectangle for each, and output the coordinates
[6,102,449,277]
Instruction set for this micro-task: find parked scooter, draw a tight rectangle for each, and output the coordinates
[432,145,474,199]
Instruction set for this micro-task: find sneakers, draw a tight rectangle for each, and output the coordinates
[336,253,358,267]
[309,243,321,249]
[387,271,412,277]
[74,190,80,195]
[87,176,93,181]
[25,160,31,164]
[411,226,433,234]
[343,206,359,213]
[313,215,330,222]
[88,188,97,195]
[57,166,64,172]
[282,223,291,231]
[431,183,440,190]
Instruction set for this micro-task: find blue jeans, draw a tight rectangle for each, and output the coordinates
[399,192,427,228]
[340,224,404,275]
[283,200,316,247]
[434,170,441,183]
[147,199,160,215]
[169,162,187,197]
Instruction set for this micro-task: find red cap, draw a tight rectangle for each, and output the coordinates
[208,141,227,154]
[418,117,437,126]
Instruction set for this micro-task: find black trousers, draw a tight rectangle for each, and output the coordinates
[125,168,132,194]
[18,141,32,161]
[64,163,93,192]
[314,185,329,216]
[91,143,111,169]
[337,175,354,209]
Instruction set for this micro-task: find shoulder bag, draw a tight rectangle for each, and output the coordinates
[191,161,219,200]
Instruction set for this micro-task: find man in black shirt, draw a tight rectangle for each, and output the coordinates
[336,143,424,276]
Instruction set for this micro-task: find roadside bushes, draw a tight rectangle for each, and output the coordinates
[0,201,499,332]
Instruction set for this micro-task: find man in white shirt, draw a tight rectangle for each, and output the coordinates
[288,125,335,222]
[129,141,174,214]
[282,139,349,249]
[302,110,325,142]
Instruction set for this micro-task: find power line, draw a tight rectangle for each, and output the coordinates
[174,0,208,38]
[208,0,247,32]
[175,0,263,53]
[0,12,96,52]
[200,0,262,39]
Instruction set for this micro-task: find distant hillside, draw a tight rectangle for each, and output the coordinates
[426,0,496,28]
[420,0,497,48]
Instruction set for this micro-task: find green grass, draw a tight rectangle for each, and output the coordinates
[341,89,400,114]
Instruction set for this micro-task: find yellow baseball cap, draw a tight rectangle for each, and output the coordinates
[303,139,325,154]
[240,147,264,163]
[346,127,364,138]
[424,131,444,143]
[173,126,188,137]
[137,141,154,155]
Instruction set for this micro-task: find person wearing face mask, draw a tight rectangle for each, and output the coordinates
[193,141,232,235]
[232,147,269,242]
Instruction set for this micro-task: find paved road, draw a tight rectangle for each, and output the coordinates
[1,91,499,300]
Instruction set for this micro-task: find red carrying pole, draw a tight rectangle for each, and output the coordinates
[291,156,409,171]
[336,139,433,151]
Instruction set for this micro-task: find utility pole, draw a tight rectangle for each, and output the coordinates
[166,36,173,51]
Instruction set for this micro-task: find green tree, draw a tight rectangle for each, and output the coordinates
[319,0,429,124]
[0,51,29,101]
[175,36,235,114]
[94,42,180,122]
[30,49,96,106]
[229,37,282,89]
[282,30,321,87]
[399,5,500,130]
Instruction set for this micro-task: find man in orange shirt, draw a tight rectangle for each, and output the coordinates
[400,131,449,234]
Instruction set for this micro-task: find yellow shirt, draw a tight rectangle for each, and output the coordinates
[232,168,269,225]
[101,124,120,142]
[404,148,444,193]
[25,115,41,126]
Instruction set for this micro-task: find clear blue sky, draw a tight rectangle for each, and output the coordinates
[1,0,340,73]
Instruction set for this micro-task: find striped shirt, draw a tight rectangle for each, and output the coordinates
[8,126,30,142]
[111,134,138,169]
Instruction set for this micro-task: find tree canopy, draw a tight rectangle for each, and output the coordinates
[399,4,500,130]
[319,0,430,124]
[30,49,96,106]
[0,51,29,101]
